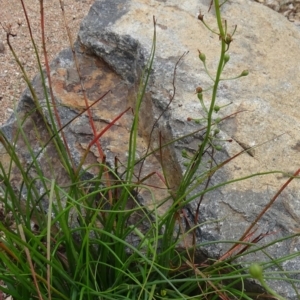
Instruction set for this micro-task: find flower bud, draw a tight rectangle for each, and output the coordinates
[224,54,230,63]
[183,161,190,167]
[249,263,263,280]
[215,117,221,124]
[241,70,249,77]
[214,128,220,136]
[199,52,206,63]
[197,93,203,101]
[214,105,220,113]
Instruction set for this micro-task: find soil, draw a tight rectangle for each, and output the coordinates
[0,0,95,126]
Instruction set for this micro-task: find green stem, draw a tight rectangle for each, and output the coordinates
[259,279,285,300]
[178,0,226,193]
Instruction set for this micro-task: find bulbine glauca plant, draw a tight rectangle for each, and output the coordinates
[178,0,249,199]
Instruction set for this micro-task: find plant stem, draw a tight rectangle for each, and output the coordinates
[178,0,226,194]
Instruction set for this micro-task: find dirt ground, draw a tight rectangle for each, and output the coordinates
[0,0,95,126]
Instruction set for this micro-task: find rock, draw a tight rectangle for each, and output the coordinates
[1,0,300,298]
[254,0,300,23]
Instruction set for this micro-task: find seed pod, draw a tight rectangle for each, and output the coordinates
[241,70,249,76]
[195,86,203,93]
[197,12,204,21]
[225,34,233,45]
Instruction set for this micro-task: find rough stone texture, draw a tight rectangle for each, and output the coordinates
[255,0,300,23]
[1,0,300,298]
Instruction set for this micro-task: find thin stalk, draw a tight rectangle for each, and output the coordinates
[178,0,226,195]
[126,16,157,184]
[47,179,55,300]
[18,224,44,300]
[39,0,75,171]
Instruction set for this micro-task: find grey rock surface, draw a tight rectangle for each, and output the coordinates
[255,0,300,22]
[1,0,300,298]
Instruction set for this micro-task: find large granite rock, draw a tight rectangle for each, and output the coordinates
[1,0,300,298]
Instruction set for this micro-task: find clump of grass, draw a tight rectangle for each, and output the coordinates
[0,1,300,299]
